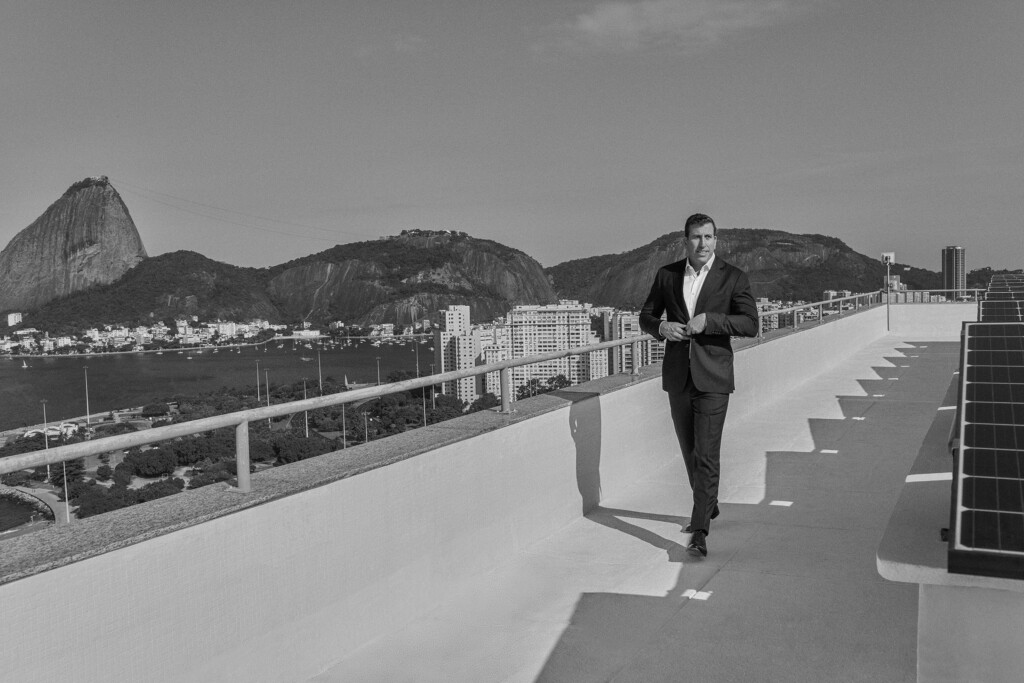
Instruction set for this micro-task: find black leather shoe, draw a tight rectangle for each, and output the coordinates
[684,505,720,533]
[687,530,708,557]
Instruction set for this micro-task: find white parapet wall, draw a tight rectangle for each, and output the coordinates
[0,302,969,682]
[888,301,976,340]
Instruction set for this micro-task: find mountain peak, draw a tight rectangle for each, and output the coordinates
[0,177,147,313]
[64,175,111,194]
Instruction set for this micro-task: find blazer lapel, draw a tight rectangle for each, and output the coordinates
[669,266,690,322]
[694,259,725,314]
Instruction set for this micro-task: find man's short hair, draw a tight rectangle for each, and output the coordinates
[684,213,716,238]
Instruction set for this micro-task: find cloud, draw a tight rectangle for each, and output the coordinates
[554,0,812,52]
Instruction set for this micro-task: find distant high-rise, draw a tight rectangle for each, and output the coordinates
[607,311,664,374]
[434,305,483,404]
[942,246,966,295]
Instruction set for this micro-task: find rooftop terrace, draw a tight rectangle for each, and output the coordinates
[0,301,977,682]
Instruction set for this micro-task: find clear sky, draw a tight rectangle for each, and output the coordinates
[2,0,1021,271]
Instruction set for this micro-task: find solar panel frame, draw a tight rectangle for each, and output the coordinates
[949,321,1024,578]
[979,300,1024,323]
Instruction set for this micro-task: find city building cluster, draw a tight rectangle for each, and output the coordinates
[0,317,281,355]
[432,301,667,404]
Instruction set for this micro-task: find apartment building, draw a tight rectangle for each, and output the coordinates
[507,301,607,393]
[607,311,665,374]
[434,305,483,404]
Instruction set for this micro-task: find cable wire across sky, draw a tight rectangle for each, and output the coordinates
[111,177,379,246]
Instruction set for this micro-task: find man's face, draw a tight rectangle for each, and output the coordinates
[686,222,717,268]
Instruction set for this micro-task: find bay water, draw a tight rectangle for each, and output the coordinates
[0,337,432,432]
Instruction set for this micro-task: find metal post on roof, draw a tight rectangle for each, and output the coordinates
[234,421,251,493]
[499,367,512,413]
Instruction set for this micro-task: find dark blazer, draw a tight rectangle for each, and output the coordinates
[639,256,758,393]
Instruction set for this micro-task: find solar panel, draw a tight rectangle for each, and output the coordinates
[980,300,1024,323]
[949,321,1024,578]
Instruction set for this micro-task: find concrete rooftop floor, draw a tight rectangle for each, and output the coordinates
[313,337,961,683]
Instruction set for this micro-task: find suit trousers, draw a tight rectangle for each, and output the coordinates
[668,376,730,534]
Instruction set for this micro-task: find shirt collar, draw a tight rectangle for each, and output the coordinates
[685,252,716,276]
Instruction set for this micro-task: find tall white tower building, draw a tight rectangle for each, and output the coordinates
[434,305,482,404]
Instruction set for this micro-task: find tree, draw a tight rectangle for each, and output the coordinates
[0,470,32,487]
[135,478,185,503]
[546,374,571,391]
[272,433,335,465]
[468,393,500,413]
[49,458,85,489]
[74,483,137,518]
[112,462,134,486]
[428,393,465,422]
[516,379,546,400]
[124,448,177,478]
[96,465,113,481]
[141,402,170,417]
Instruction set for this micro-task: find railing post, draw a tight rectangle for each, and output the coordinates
[630,340,641,374]
[499,367,513,414]
[235,421,251,493]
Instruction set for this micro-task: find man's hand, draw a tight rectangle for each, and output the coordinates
[659,321,689,342]
[685,313,707,336]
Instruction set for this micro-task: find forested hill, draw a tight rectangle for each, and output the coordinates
[10,221,1012,336]
[15,231,558,333]
[21,251,278,334]
[545,228,945,309]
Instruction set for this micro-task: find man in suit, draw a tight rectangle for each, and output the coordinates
[640,213,758,557]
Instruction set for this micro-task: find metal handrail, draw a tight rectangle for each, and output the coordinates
[0,336,653,488]
[1,291,897,491]
[887,288,985,301]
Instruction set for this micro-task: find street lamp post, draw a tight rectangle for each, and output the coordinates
[881,252,894,332]
[83,366,90,427]
[417,348,426,426]
[303,378,309,438]
[41,399,50,482]
[363,411,369,442]
[255,360,261,402]
[42,399,70,523]
[317,350,323,394]
[375,356,381,386]
[430,363,436,409]
[265,369,271,428]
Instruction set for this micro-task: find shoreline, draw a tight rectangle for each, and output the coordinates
[5,339,271,360]
[3,333,431,361]
[0,486,57,539]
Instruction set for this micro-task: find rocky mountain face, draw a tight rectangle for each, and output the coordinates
[546,228,902,309]
[0,177,148,312]
[266,231,557,325]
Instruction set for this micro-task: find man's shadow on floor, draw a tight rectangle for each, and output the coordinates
[589,506,691,563]
[555,388,690,563]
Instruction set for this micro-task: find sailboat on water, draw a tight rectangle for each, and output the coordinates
[21,360,29,369]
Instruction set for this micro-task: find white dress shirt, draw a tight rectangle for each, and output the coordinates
[683,252,715,315]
